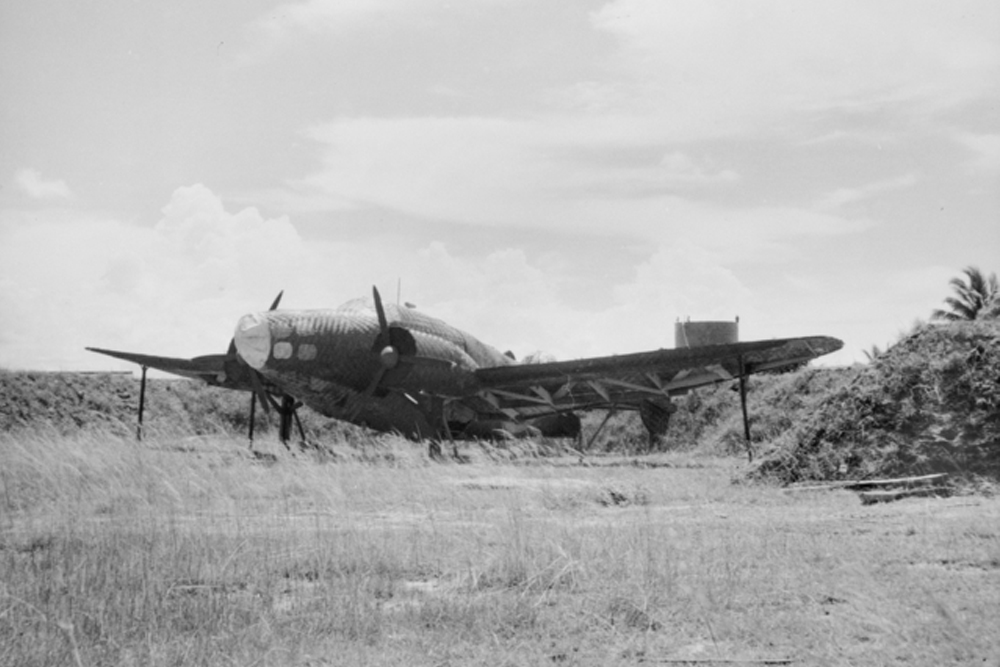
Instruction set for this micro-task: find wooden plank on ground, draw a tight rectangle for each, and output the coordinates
[786,473,948,493]
[858,486,951,505]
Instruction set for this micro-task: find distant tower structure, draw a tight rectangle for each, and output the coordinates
[675,316,739,348]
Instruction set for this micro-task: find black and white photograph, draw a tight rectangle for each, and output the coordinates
[1,1,998,665]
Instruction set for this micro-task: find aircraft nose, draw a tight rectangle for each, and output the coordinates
[234,313,271,370]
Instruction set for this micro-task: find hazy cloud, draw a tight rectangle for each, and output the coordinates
[13,168,72,199]
[590,0,1000,127]
[957,132,1000,172]
[239,0,521,63]
[0,186,312,369]
[816,174,919,211]
[298,115,869,256]
[656,152,741,187]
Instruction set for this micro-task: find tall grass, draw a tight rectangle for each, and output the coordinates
[2,428,998,666]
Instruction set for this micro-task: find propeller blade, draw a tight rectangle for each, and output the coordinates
[348,367,386,421]
[363,366,388,398]
[373,286,391,340]
[365,285,399,394]
[269,290,284,311]
[364,284,456,403]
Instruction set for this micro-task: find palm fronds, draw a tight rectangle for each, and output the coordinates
[931,266,999,321]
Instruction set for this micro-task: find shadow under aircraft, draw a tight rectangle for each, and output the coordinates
[88,287,842,454]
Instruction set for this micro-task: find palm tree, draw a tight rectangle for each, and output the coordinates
[862,344,884,363]
[931,266,999,321]
[985,293,1000,319]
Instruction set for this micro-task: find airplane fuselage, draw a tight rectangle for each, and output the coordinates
[232,296,514,438]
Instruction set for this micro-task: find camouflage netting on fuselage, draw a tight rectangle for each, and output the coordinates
[244,297,515,438]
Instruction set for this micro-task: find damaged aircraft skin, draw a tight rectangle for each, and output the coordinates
[88,287,843,443]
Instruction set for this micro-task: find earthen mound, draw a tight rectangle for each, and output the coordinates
[749,321,1000,484]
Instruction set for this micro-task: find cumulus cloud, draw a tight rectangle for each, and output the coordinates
[0,182,773,369]
[13,168,72,199]
[0,185,324,369]
[0,181,928,372]
[149,184,305,302]
[0,184,593,368]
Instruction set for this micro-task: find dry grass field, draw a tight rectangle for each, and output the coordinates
[2,429,999,667]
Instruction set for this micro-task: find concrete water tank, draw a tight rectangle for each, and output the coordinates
[675,318,739,348]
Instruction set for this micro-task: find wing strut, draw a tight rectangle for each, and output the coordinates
[137,365,148,441]
[738,355,752,462]
[248,392,257,445]
[278,395,306,448]
[582,406,618,452]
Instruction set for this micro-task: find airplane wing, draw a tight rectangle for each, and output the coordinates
[86,347,235,386]
[86,346,293,399]
[86,292,287,396]
[472,336,843,417]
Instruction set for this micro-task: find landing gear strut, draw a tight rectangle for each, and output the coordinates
[639,399,676,451]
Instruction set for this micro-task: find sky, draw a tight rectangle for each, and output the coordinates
[1,0,998,372]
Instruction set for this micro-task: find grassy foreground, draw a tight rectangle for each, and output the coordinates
[2,430,998,666]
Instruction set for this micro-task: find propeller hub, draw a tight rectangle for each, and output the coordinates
[234,313,271,370]
[379,345,400,369]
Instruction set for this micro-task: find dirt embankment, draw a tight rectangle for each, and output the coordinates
[0,370,374,444]
[750,321,1000,484]
[0,370,256,435]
